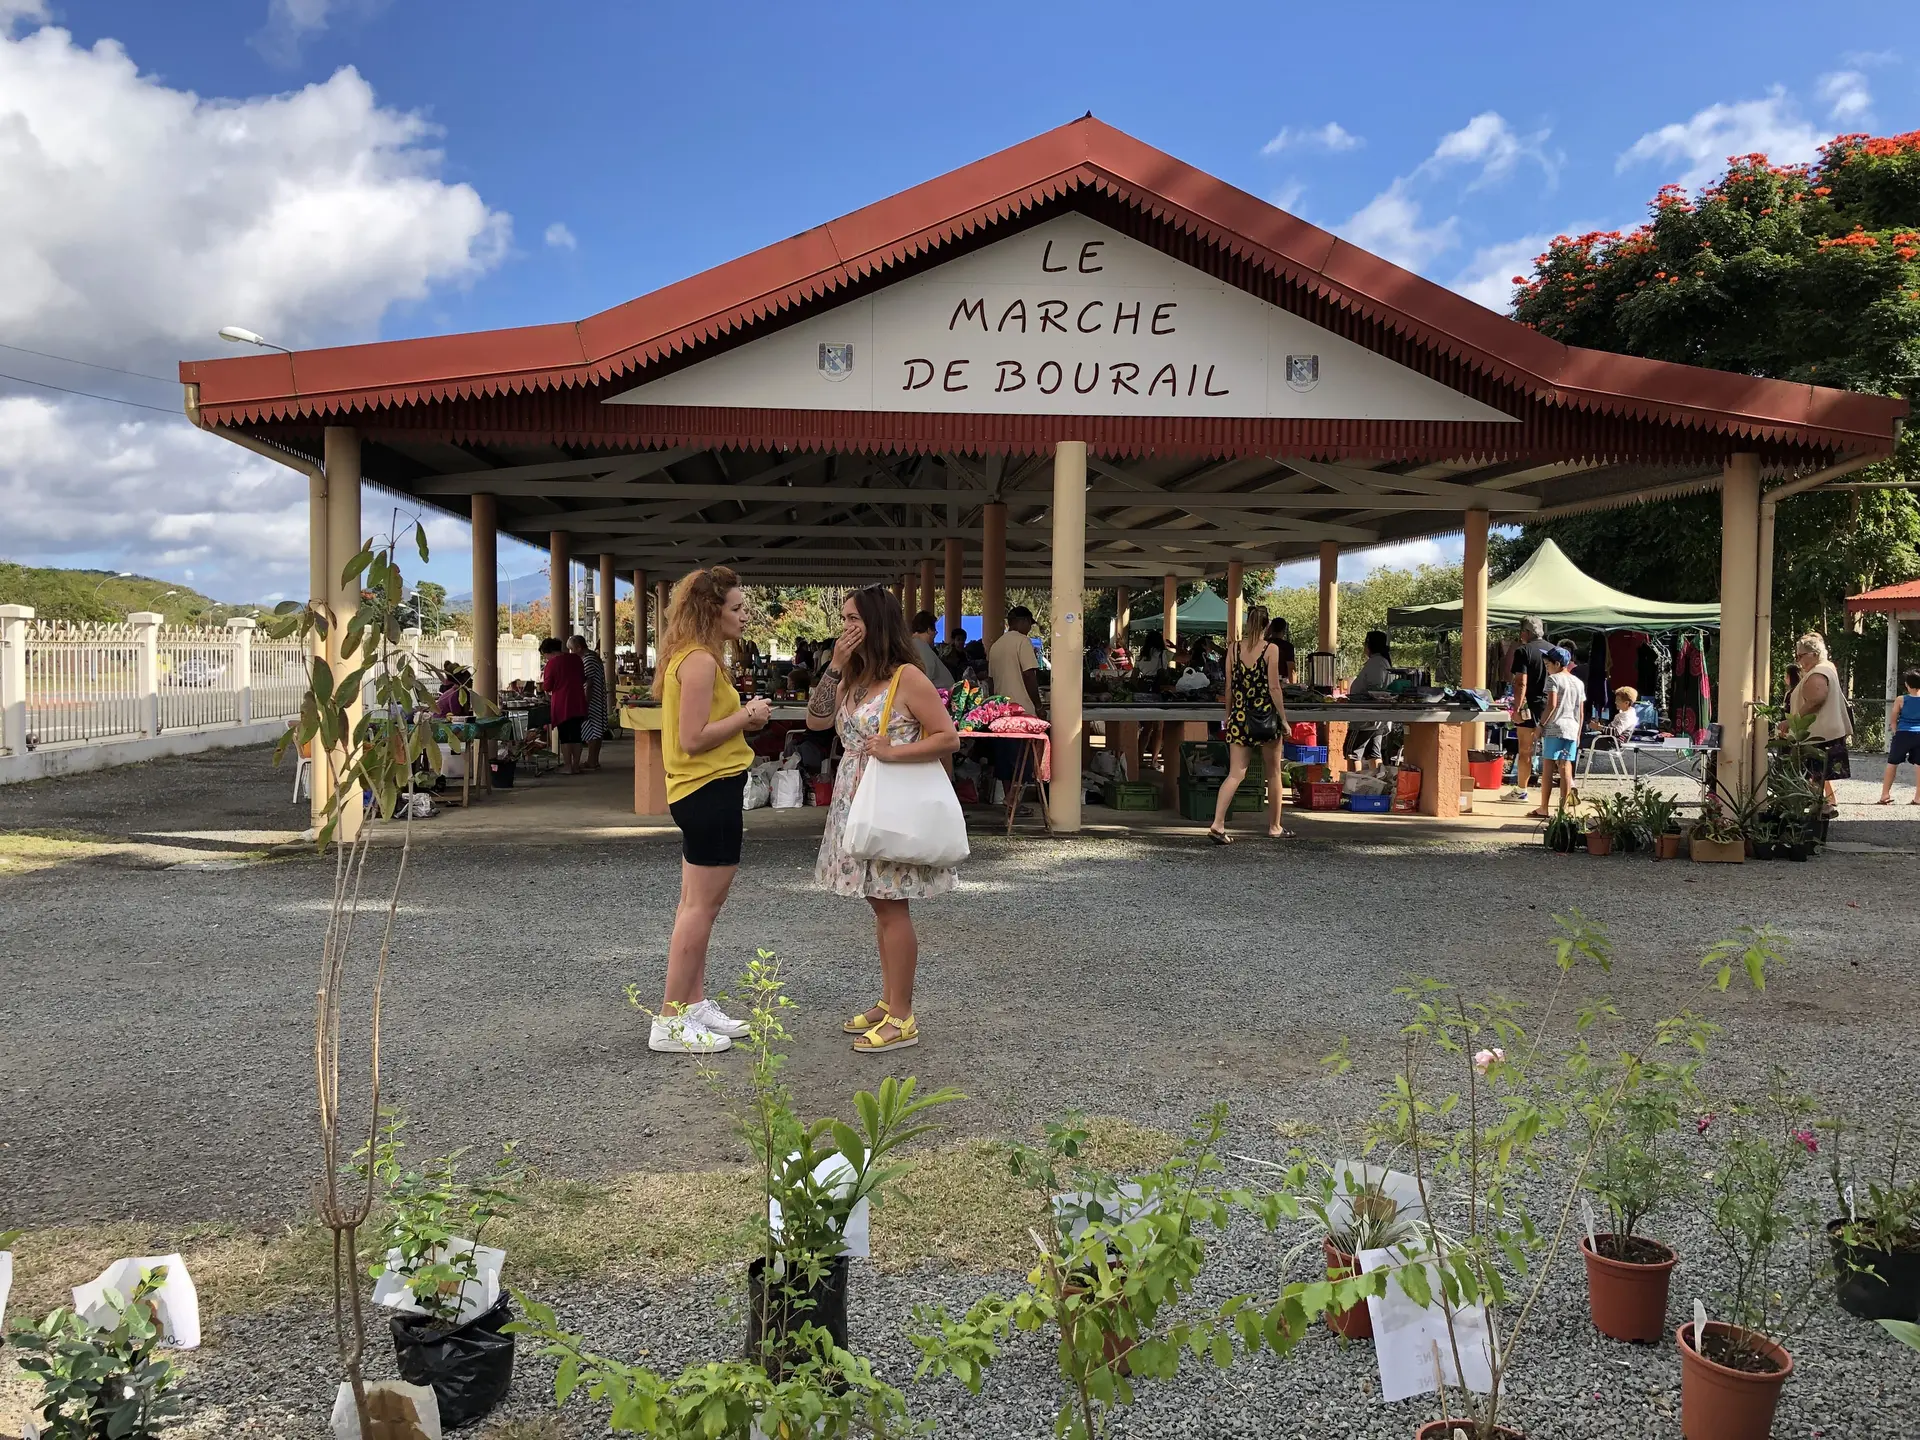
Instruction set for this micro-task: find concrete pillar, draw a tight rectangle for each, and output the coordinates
[598,552,616,695]
[1114,587,1130,648]
[654,580,669,658]
[1888,614,1904,709]
[129,611,161,737]
[1317,540,1340,653]
[306,457,331,822]
[918,556,936,627]
[943,537,964,644]
[981,502,1008,645]
[325,426,364,839]
[1718,454,1761,797]
[897,573,911,618]
[1461,508,1490,764]
[633,569,649,669]
[1226,561,1245,643]
[1162,574,1179,648]
[549,531,571,640]
[1050,441,1087,832]
[226,617,256,724]
[470,493,498,706]
[0,604,32,756]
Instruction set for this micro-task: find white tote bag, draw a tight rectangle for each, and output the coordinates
[845,668,970,867]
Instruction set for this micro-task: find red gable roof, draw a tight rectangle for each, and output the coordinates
[1847,579,1920,614]
[180,115,1906,455]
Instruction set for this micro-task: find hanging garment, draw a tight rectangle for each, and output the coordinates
[1673,639,1711,743]
[1587,634,1609,723]
[1609,632,1647,706]
[1636,641,1660,706]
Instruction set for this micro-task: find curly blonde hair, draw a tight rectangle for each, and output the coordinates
[650,566,743,698]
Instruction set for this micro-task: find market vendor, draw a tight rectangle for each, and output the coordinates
[1343,631,1394,772]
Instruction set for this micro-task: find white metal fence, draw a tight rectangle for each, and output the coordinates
[0,608,306,758]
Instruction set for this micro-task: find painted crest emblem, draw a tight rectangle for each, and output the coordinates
[818,343,855,382]
[1285,354,1320,392]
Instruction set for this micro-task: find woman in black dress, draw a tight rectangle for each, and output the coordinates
[1209,604,1289,843]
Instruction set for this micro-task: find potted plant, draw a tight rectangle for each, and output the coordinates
[1822,1117,1920,1322]
[364,1112,525,1429]
[1567,1017,1709,1341]
[7,1266,181,1440]
[1632,785,1685,860]
[1688,791,1747,863]
[1542,806,1582,854]
[1280,1161,1422,1340]
[1679,1071,1827,1440]
[1582,791,1635,856]
[1763,758,1824,862]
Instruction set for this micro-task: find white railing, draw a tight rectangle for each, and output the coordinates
[0,609,307,758]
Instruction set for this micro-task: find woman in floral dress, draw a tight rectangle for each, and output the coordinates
[806,587,961,1053]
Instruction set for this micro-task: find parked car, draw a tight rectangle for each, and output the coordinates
[170,659,228,688]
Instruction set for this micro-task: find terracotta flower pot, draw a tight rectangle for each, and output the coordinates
[1580,1234,1676,1342]
[1414,1421,1526,1439]
[1676,1321,1792,1440]
[1654,832,1683,860]
[1323,1240,1373,1340]
[1584,831,1614,856]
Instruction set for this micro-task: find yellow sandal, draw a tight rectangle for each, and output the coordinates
[852,1013,918,1053]
[843,999,890,1034]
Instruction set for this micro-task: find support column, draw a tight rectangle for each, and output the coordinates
[633,569,649,671]
[1113,587,1130,648]
[305,458,331,822]
[1162,574,1179,649]
[1226,561,1245,643]
[0,605,29,757]
[1718,453,1761,798]
[548,531,571,640]
[1049,441,1087,833]
[598,552,616,696]
[981,502,1007,645]
[324,425,363,840]
[654,580,669,653]
[470,493,499,707]
[226,617,256,724]
[894,575,908,616]
[1461,508,1490,768]
[943,537,963,644]
[918,557,936,627]
[1317,540,1340,654]
[130,611,161,737]
[1888,614,1904,711]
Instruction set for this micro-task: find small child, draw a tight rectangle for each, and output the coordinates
[1879,667,1920,806]
[1608,686,1640,744]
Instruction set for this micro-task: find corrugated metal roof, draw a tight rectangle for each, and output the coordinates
[180,115,1907,459]
[1846,579,1920,614]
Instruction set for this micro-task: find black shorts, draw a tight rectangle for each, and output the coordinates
[1890,732,1920,768]
[670,771,747,867]
[556,717,584,744]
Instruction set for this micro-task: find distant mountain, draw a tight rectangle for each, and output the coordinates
[450,571,549,610]
[0,563,247,625]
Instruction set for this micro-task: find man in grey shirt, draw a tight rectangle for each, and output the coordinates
[1344,629,1395,770]
[911,611,954,688]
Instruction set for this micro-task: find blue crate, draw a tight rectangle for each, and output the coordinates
[1283,743,1328,764]
[1346,792,1392,813]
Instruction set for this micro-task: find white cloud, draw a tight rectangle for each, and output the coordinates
[1268,179,1306,213]
[1261,121,1362,156]
[1425,111,1560,189]
[1617,86,1825,188]
[1841,49,1900,68]
[1817,69,1872,124]
[252,0,387,66]
[1337,180,1459,269]
[1269,536,1464,590]
[543,221,577,250]
[0,0,47,33]
[1448,232,1558,313]
[0,23,511,598]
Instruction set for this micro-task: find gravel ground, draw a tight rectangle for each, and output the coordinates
[5,748,1920,1436]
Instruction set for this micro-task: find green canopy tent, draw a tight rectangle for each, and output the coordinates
[1126,586,1231,636]
[1385,539,1720,632]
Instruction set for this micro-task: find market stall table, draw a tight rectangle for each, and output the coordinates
[620,703,811,815]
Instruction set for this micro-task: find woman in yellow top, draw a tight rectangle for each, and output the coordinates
[650,566,771,1055]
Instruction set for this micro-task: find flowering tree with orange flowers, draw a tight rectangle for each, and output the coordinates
[1501,132,1920,691]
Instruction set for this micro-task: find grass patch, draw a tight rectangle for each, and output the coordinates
[0,830,120,872]
[3,1117,1179,1327]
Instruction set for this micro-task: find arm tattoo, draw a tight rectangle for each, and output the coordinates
[807,667,841,719]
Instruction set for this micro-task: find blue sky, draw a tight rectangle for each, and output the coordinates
[2,0,1915,601]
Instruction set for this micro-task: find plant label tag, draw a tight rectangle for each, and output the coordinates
[1693,1298,1708,1350]
[1846,1182,1857,1221]
[1580,1198,1598,1252]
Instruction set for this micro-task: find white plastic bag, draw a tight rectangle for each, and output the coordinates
[73,1255,200,1349]
[371,1238,503,1327]
[741,761,774,810]
[0,1248,12,1332]
[331,1379,441,1440]
[768,1151,870,1259]
[844,670,969,867]
[770,756,805,809]
[1174,666,1210,694]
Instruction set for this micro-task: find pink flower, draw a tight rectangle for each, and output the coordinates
[1793,1129,1818,1154]
[1697,1113,1715,1135]
[1473,1048,1505,1075]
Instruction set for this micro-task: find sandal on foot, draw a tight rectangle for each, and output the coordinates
[853,1014,918,1053]
[1208,828,1232,845]
[843,999,890,1034]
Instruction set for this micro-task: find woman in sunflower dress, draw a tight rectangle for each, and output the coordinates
[806,588,961,1053]
[1209,603,1288,843]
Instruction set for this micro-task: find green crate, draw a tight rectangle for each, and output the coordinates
[1179,740,1264,782]
[1103,779,1162,811]
[1178,777,1266,822]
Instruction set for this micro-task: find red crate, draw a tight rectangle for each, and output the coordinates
[1293,780,1343,811]
[1390,767,1423,813]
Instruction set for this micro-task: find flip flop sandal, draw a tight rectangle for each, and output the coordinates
[853,1014,918,1053]
[1208,829,1232,845]
[843,1000,890,1034]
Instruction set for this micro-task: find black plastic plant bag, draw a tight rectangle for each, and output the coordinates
[390,1294,514,1429]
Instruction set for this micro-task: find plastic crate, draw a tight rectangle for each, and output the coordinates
[1282,743,1328,764]
[1293,780,1343,811]
[1179,740,1263,781]
[1103,779,1162,811]
[1179,778,1265,821]
[1347,793,1392,813]
[1389,766,1423,813]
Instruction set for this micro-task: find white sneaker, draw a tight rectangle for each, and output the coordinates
[686,998,751,1038]
[649,1015,732,1053]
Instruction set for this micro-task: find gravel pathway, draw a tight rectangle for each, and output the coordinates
[4,749,1919,1435]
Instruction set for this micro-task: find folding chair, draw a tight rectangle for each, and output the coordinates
[1579,732,1629,780]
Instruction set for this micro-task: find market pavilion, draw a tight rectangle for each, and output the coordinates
[180,116,1906,835]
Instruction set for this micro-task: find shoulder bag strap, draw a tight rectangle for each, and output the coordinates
[878,665,907,733]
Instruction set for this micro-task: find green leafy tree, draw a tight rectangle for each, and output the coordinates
[1506,130,1920,693]
[413,581,448,634]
